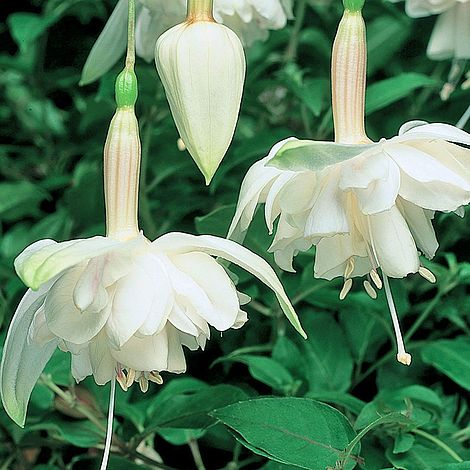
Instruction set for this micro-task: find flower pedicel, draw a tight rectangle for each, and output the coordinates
[0,2,304,468]
[229,0,470,366]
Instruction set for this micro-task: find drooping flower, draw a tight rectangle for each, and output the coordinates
[229,0,470,365]
[401,0,470,61]
[155,0,246,184]
[391,0,470,99]
[80,0,292,85]
[0,6,304,469]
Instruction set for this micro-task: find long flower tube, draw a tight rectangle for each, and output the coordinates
[228,0,470,366]
[0,1,304,467]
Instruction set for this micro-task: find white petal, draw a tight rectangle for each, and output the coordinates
[227,138,297,238]
[15,237,120,290]
[0,287,58,427]
[304,169,349,237]
[427,4,470,60]
[166,325,187,373]
[152,233,306,338]
[80,0,130,85]
[45,266,110,344]
[369,206,420,278]
[138,255,174,336]
[110,327,169,372]
[397,198,438,259]
[88,332,115,385]
[340,150,401,215]
[71,348,93,383]
[171,252,240,331]
[264,172,296,233]
[314,234,370,280]
[106,255,169,348]
[73,257,107,312]
[397,122,470,146]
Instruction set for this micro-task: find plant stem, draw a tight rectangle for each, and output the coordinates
[284,0,307,63]
[188,439,206,470]
[126,0,136,68]
[413,429,463,462]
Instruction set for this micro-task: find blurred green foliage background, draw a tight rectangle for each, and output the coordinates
[1,0,470,469]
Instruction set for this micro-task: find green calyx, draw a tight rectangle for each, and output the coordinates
[115,68,138,108]
[342,0,364,12]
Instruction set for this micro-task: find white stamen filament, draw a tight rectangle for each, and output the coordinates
[419,266,436,284]
[100,378,116,470]
[339,278,353,300]
[382,274,411,366]
[363,280,377,299]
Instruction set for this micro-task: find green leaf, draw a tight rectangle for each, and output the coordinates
[421,337,470,391]
[367,16,411,74]
[386,443,457,469]
[7,13,54,54]
[268,139,378,172]
[146,384,249,431]
[366,73,439,115]
[26,417,102,447]
[393,433,415,454]
[211,397,359,470]
[0,182,48,221]
[217,354,296,393]
[300,313,354,393]
[355,386,441,430]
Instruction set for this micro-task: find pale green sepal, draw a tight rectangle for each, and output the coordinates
[15,237,120,291]
[80,0,132,85]
[267,140,379,173]
[152,233,307,339]
[115,68,138,108]
[0,288,58,427]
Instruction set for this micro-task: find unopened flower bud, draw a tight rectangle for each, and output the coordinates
[155,0,246,184]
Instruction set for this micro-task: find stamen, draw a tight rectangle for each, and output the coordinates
[344,258,355,279]
[418,266,436,284]
[363,280,377,299]
[370,269,382,289]
[100,378,116,470]
[149,371,163,384]
[382,274,411,366]
[126,368,136,388]
[139,375,149,393]
[116,367,128,392]
[339,278,353,300]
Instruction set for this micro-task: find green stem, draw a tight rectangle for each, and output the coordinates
[40,374,106,432]
[339,413,405,468]
[126,0,136,68]
[412,429,463,462]
[284,0,307,63]
[188,439,206,470]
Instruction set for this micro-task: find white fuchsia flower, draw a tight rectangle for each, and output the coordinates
[155,0,246,184]
[80,0,292,85]
[229,0,470,366]
[401,0,470,61]
[0,7,304,469]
